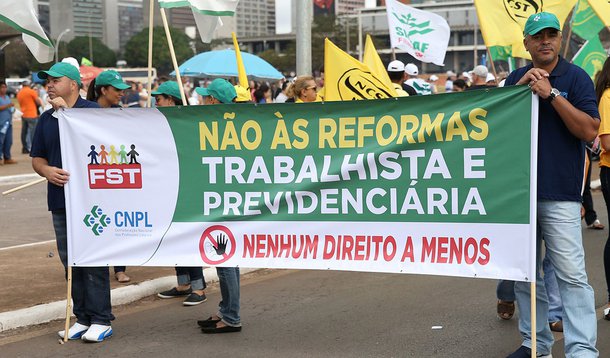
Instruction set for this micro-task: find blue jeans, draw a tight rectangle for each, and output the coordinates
[543,254,563,323]
[52,210,114,325]
[514,200,597,357]
[20,117,37,152]
[176,267,205,290]
[497,280,515,302]
[216,267,240,327]
[0,121,13,160]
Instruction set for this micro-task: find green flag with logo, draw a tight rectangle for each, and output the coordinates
[572,0,605,41]
[488,46,516,72]
[572,36,608,80]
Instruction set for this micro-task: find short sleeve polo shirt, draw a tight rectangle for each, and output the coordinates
[30,97,100,211]
[505,57,600,201]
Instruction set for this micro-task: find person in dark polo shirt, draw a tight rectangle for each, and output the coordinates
[504,12,600,358]
[30,62,114,343]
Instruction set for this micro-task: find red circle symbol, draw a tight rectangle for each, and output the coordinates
[199,225,236,265]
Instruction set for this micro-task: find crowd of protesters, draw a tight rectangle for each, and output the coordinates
[3,12,610,357]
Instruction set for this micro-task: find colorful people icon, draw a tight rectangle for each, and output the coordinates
[99,145,108,164]
[88,145,99,165]
[128,144,139,164]
[119,145,128,164]
[108,145,118,164]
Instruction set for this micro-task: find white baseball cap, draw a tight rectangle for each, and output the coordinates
[486,73,496,82]
[429,75,439,81]
[405,63,419,76]
[387,60,405,72]
[472,65,488,78]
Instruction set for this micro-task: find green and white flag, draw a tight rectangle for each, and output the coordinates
[0,0,54,63]
[60,86,538,282]
[158,0,239,43]
[385,0,450,66]
[572,0,605,41]
[572,36,608,80]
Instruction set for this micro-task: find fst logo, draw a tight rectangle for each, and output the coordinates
[87,143,142,189]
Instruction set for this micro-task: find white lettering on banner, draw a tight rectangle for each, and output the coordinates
[201,149,486,185]
[202,187,486,216]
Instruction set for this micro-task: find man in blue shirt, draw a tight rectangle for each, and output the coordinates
[30,62,114,343]
[504,12,600,358]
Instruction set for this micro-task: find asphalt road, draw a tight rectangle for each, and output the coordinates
[2,179,610,357]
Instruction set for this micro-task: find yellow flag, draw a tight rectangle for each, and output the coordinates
[474,0,577,59]
[232,32,249,90]
[324,38,394,101]
[363,34,397,97]
[588,0,610,26]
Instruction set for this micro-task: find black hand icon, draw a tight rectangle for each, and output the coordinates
[214,234,227,255]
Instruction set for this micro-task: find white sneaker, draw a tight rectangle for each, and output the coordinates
[58,322,89,340]
[81,324,113,342]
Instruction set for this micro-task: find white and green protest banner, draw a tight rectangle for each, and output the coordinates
[60,85,537,282]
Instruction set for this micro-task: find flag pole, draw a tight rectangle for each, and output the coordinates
[531,281,537,358]
[2,177,46,196]
[146,0,155,108]
[63,266,73,343]
[486,47,498,81]
[562,9,574,59]
[159,7,188,105]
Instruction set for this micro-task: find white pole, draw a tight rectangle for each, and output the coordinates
[146,0,155,107]
[531,281,537,358]
[296,0,313,76]
[160,8,187,105]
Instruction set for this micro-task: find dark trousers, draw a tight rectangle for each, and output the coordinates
[52,210,114,325]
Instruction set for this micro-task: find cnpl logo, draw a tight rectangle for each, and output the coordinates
[87,143,142,189]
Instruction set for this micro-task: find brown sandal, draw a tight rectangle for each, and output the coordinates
[497,300,515,320]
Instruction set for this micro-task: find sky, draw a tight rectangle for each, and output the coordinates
[275,0,377,34]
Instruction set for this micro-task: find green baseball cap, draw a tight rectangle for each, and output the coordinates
[95,70,130,90]
[37,62,82,85]
[151,81,181,100]
[524,12,561,36]
[195,78,237,104]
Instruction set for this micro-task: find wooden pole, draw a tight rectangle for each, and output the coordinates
[2,177,46,196]
[146,0,154,108]
[562,9,574,59]
[391,48,396,61]
[63,266,73,343]
[160,8,188,105]
[487,47,498,81]
[531,281,537,358]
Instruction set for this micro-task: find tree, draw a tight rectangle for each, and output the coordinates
[123,26,194,75]
[258,42,296,74]
[67,36,117,67]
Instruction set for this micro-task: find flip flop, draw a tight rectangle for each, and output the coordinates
[497,300,515,320]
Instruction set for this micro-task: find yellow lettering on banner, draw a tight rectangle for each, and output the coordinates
[357,116,375,147]
[271,120,292,149]
[469,108,489,141]
[398,115,418,144]
[376,115,398,146]
[199,121,218,150]
[242,120,262,150]
[445,112,468,141]
[271,119,310,150]
[221,121,241,150]
[319,118,337,148]
[292,119,309,149]
[418,113,444,143]
[339,117,356,148]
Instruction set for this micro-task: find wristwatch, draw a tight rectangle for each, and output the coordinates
[549,88,560,102]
